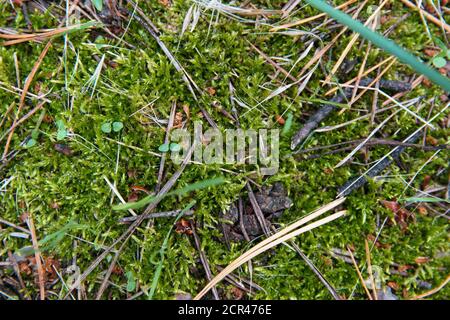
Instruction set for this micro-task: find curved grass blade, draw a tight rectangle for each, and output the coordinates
[148,200,196,299]
[112,177,226,211]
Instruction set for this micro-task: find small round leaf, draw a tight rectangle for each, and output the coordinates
[55,119,65,130]
[57,129,67,141]
[101,122,112,133]
[112,121,123,132]
[169,143,181,152]
[25,138,37,148]
[158,143,170,153]
[432,56,447,68]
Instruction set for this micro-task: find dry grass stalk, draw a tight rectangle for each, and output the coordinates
[271,0,357,31]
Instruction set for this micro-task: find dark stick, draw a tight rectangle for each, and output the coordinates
[191,222,220,300]
[238,198,251,242]
[0,218,31,235]
[7,251,26,296]
[238,197,254,289]
[291,78,412,149]
[337,132,421,197]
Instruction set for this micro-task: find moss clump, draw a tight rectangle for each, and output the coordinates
[0,1,448,300]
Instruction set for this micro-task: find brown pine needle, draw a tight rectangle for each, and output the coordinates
[0,24,95,46]
[2,41,51,159]
[324,56,395,96]
[347,246,373,300]
[27,213,46,300]
[347,58,397,106]
[365,240,378,300]
[410,274,450,300]
[271,0,357,31]
[399,0,450,33]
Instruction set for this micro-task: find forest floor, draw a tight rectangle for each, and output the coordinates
[0,0,449,300]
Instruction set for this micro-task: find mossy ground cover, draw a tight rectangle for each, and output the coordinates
[0,0,449,300]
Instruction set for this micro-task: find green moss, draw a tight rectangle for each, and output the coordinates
[0,1,448,300]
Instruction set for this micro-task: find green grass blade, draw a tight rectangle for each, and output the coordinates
[148,200,196,299]
[306,0,450,92]
[400,197,449,203]
[112,177,226,211]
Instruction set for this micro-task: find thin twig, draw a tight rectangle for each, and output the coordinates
[347,246,373,300]
[399,0,450,33]
[27,213,45,300]
[246,183,271,236]
[191,221,220,300]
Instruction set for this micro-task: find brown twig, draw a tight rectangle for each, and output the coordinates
[0,101,46,143]
[191,221,220,300]
[0,217,31,235]
[364,240,377,300]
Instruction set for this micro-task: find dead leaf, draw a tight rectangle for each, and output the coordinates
[414,257,430,264]
[54,144,74,156]
[175,218,193,235]
[387,281,400,291]
[174,112,183,128]
[230,287,244,300]
[275,115,285,125]
[158,0,171,7]
[424,48,439,57]
[421,175,431,190]
[426,135,439,146]
[182,104,190,122]
[205,87,216,96]
[417,206,428,216]
[130,185,151,195]
[127,191,139,203]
